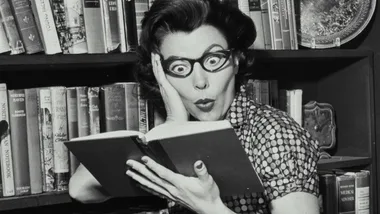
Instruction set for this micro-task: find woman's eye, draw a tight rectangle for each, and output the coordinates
[168,61,191,74]
[204,55,226,69]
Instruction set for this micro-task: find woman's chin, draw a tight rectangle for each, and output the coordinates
[191,111,223,122]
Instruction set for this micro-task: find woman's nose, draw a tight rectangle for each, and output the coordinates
[193,63,209,90]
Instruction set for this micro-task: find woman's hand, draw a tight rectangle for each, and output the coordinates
[126,156,227,214]
[151,53,188,122]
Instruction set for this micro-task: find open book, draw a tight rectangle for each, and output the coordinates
[64,120,264,198]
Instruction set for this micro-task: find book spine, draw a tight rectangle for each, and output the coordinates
[125,83,139,131]
[38,88,55,192]
[107,0,120,51]
[124,0,138,51]
[88,87,100,135]
[336,173,356,214]
[29,0,62,54]
[286,0,297,49]
[8,0,44,54]
[50,87,69,191]
[248,0,265,49]
[0,19,10,53]
[66,87,79,175]
[63,0,88,54]
[268,0,283,49]
[116,0,126,52]
[134,0,148,45]
[277,0,290,49]
[260,0,272,49]
[137,84,149,133]
[102,83,126,131]
[25,88,43,194]
[76,86,90,137]
[0,0,24,54]
[8,89,31,196]
[50,0,67,52]
[0,84,14,197]
[100,0,112,52]
[83,0,107,53]
[319,173,337,214]
[355,171,370,214]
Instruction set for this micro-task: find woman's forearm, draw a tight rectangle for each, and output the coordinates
[68,164,112,203]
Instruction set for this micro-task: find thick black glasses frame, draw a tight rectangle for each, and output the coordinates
[160,49,234,78]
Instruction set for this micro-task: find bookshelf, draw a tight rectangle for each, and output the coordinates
[0,48,377,214]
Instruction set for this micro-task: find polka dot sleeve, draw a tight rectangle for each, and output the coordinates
[249,105,320,202]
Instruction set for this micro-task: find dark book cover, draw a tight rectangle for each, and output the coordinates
[65,120,264,199]
[0,0,25,54]
[8,0,44,54]
[319,173,337,214]
[336,173,356,214]
[8,89,31,196]
[66,87,79,175]
[100,83,126,132]
[123,0,138,51]
[25,88,43,194]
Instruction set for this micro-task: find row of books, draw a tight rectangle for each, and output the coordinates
[0,0,148,55]
[319,170,370,214]
[245,79,303,126]
[0,82,150,197]
[236,0,298,50]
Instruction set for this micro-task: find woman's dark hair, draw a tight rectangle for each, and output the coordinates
[133,0,257,117]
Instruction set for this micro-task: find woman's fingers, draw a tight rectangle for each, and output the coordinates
[126,159,172,188]
[141,156,182,186]
[193,160,211,183]
[126,168,175,201]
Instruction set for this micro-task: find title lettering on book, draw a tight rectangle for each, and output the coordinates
[340,184,355,202]
[108,0,117,11]
[10,93,25,102]
[1,103,6,121]
[4,142,11,179]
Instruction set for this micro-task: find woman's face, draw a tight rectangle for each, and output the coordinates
[159,25,238,121]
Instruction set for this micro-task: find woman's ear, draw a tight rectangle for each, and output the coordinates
[233,56,240,74]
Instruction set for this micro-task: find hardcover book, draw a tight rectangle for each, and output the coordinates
[64,120,264,198]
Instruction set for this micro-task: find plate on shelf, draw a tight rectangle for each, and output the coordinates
[297,0,376,49]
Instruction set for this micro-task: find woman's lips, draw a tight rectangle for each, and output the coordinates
[195,100,215,112]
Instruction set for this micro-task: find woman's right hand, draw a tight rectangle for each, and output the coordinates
[151,53,188,123]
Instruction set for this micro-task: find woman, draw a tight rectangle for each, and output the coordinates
[69,0,320,213]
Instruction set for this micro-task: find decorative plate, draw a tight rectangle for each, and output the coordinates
[297,0,377,48]
[303,101,336,151]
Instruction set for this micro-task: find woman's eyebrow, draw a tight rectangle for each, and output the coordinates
[164,44,225,61]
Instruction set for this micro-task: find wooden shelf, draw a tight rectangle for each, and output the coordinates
[0,191,71,211]
[317,156,371,170]
[251,49,372,60]
[0,49,372,67]
[0,52,137,66]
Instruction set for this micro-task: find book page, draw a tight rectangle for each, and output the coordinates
[69,130,143,142]
[145,119,233,142]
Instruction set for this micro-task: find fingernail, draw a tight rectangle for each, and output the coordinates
[196,162,203,169]
[141,156,149,164]
[126,170,131,176]
[126,160,132,167]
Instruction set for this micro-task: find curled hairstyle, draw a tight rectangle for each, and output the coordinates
[133,0,257,117]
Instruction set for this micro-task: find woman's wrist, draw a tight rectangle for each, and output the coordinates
[198,198,235,214]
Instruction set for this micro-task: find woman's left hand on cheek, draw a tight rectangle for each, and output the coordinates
[126,156,222,213]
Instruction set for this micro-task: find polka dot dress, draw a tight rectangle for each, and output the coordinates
[163,85,320,214]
